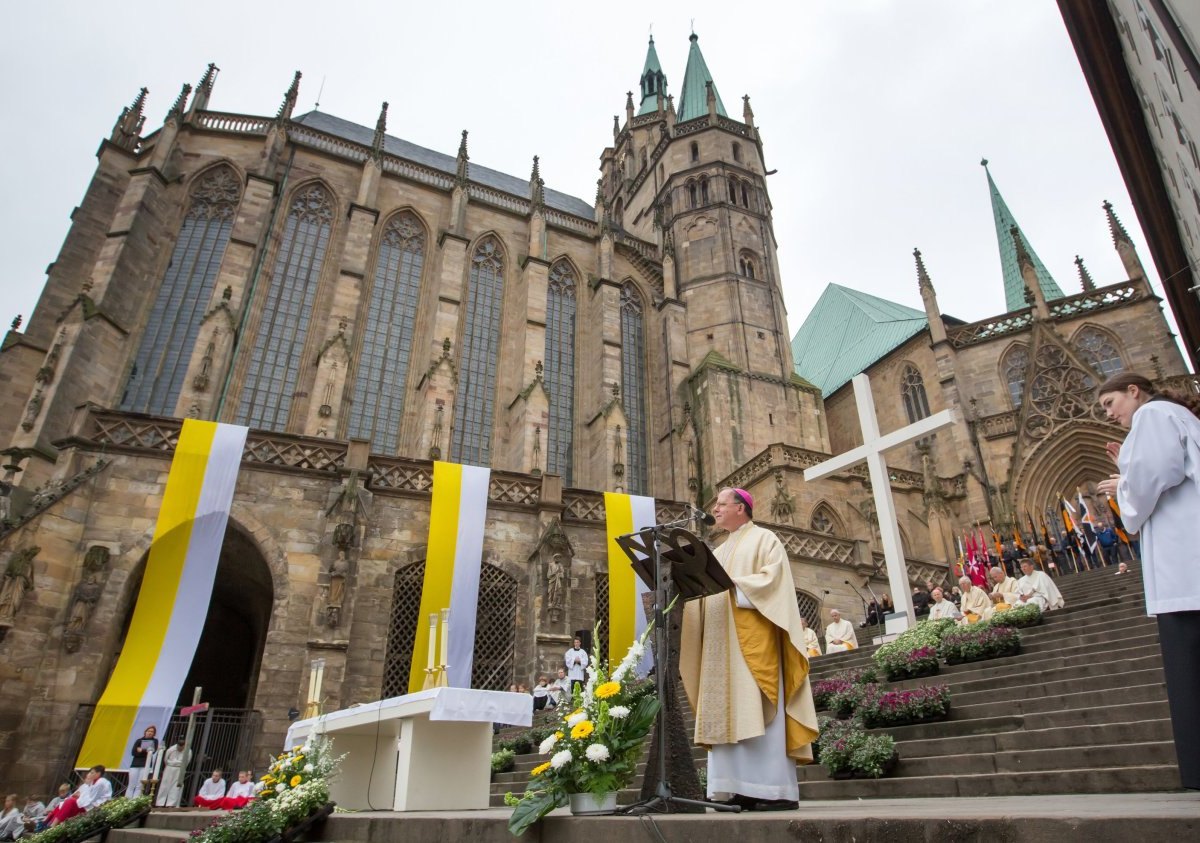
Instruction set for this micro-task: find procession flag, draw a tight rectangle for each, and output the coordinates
[76,420,247,769]
[603,492,657,674]
[409,460,491,692]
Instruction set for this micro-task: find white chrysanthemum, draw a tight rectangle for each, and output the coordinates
[303,763,314,773]
[275,783,286,792]
[538,734,558,755]
[551,749,573,769]
[608,705,630,719]
[630,641,645,659]
[567,711,587,727]
[585,743,611,762]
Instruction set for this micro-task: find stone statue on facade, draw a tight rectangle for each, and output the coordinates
[326,550,349,628]
[0,545,39,635]
[769,471,796,525]
[63,545,110,652]
[546,553,566,613]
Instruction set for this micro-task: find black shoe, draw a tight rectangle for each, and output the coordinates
[747,798,799,812]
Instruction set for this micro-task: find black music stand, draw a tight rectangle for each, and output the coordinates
[614,521,741,814]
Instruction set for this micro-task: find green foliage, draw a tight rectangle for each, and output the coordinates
[938,622,1021,662]
[855,684,951,728]
[815,717,896,779]
[989,602,1042,628]
[23,796,151,843]
[873,618,955,680]
[492,748,516,775]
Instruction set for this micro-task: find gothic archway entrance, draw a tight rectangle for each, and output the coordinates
[177,524,273,708]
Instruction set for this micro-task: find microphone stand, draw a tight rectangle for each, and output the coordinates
[844,579,870,625]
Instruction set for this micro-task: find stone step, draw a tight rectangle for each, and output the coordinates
[914,653,1164,701]
[950,665,1164,709]
[951,681,1167,721]
[895,718,1175,760]
[883,699,1172,742]
[796,764,1181,799]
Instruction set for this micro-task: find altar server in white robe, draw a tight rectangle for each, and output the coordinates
[155,739,190,807]
[799,617,822,658]
[824,609,858,652]
[681,488,818,811]
[1097,372,1200,790]
[1016,559,1064,612]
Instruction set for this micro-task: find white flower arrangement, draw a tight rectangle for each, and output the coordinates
[538,734,558,755]
[584,743,610,763]
[566,711,587,727]
[607,705,630,719]
[550,749,573,769]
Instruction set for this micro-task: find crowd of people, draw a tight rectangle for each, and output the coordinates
[509,635,592,713]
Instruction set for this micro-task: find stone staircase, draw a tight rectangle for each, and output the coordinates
[491,565,1177,804]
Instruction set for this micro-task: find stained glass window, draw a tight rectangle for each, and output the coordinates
[1004,344,1029,408]
[621,283,648,494]
[1074,327,1125,378]
[450,237,505,465]
[236,184,332,429]
[121,166,240,415]
[544,261,576,481]
[347,212,425,451]
[901,364,931,424]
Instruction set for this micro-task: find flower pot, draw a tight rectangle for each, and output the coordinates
[568,791,619,815]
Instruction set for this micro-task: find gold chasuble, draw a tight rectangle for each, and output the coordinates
[680,522,819,762]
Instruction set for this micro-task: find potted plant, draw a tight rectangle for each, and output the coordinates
[505,625,660,836]
[24,796,152,843]
[873,619,954,681]
[815,717,898,779]
[855,683,951,728]
[492,748,516,778]
[939,623,1021,665]
[990,603,1043,628]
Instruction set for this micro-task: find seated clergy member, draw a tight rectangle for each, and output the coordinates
[799,616,822,657]
[1016,558,1065,611]
[927,587,960,621]
[194,770,227,809]
[989,566,1019,606]
[957,575,993,623]
[824,608,857,652]
[218,772,255,810]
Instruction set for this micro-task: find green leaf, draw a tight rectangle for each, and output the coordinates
[508,789,564,837]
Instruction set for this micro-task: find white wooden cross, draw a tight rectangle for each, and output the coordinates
[803,373,956,627]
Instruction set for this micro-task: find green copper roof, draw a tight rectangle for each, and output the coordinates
[637,37,667,116]
[790,284,929,396]
[677,33,727,122]
[984,161,1065,311]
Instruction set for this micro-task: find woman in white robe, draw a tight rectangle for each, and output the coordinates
[1097,372,1200,790]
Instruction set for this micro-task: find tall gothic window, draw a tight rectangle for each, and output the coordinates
[450,237,505,466]
[122,166,240,415]
[544,261,576,481]
[1003,344,1029,408]
[810,503,842,536]
[236,184,332,429]
[347,212,425,451]
[621,283,648,494]
[1074,327,1125,378]
[900,364,931,423]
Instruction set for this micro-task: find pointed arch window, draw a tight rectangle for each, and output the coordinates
[347,212,425,451]
[739,250,757,280]
[900,364,931,424]
[544,261,577,481]
[742,182,751,209]
[732,142,742,163]
[236,184,333,429]
[1003,344,1029,408]
[122,166,241,415]
[621,283,649,494]
[729,176,741,206]
[451,237,505,466]
[688,181,698,209]
[690,142,699,163]
[810,503,842,536]
[700,177,710,205]
[1074,327,1125,378]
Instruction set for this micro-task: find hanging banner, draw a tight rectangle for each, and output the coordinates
[408,461,491,692]
[603,492,656,675]
[77,419,247,769]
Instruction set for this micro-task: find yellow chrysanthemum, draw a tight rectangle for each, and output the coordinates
[290,775,303,787]
[261,775,274,783]
[595,681,621,699]
[293,755,304,764]
[571,720,595,740]
[554,731,564,740]
[531,762,551,777]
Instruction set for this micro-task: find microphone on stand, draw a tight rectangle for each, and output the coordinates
[688,503,716,526]
[845,579,872,626]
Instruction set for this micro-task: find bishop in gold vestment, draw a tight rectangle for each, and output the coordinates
[680,488,819,809]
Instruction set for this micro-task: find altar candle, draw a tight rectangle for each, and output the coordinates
[427,613,438,672]
[439,608,450,668]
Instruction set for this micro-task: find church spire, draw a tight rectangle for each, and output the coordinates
[371,101,388,158]
[190,63,218,114]
[455,130,470,186]
[276,71,301,123]
[915,248,948,344]
[110,87,148,151]
[1075,255,1096,292]
[637,35,668,116]
[1103,199,1147,283]
[529,155,545,210]
[677,32,727,122]
[166,83,191,121]
[982,159,1065,312]
[1103,199,1132,246]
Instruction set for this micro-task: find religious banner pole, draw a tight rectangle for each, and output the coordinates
[804,374,956,628]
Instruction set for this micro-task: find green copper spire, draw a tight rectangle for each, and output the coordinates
[677,32,727,122]
[982,159,1065,312]
[637,36,668,116]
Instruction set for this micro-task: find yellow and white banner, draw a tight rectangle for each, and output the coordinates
[604,492,656,675]
[77,420,247,769]
[408,461,491,693]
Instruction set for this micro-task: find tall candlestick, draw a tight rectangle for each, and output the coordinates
[422,613,438,690]
[438,608,451,687]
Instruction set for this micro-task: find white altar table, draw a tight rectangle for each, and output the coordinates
[285,687,531,811]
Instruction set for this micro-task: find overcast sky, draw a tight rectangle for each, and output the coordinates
[1,1,1179,349]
